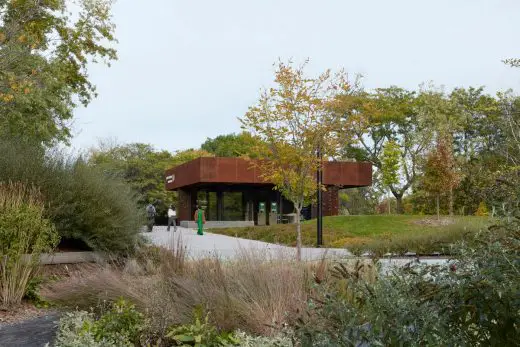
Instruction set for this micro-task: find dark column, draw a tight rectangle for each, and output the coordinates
[206,190,210,221]
[217,190,223,221]
[190,188,197,220]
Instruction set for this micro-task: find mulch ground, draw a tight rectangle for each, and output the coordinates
[0,302,51,325]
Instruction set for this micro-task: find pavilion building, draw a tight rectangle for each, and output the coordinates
[165,157,372,228]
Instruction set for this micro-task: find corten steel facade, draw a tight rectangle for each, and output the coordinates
[165,157,372,225]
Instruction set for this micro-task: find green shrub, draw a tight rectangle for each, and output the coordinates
[233,330,293,346]
[166,309,240,346]
[23,275,49,307]
[0,182,59,306]
[93,298,145,344]
[475,201,489,216]
[295,218,520,346]
[54,299,146,347]
[0,139,143,254]
[348,222,472,256]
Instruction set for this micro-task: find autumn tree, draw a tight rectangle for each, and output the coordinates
[241,60,351,260]
[422,136,461,219]
[415,86,462,214]
[0,0,117,145]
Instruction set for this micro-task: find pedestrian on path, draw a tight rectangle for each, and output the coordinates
[146,202,156,232]
[167,205,177,232]
[193,205,206,235]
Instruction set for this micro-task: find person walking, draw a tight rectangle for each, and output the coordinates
[146,202,156,232]
[167,205,177,232]
[193,205,205,235]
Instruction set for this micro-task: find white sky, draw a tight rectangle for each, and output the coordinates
[71,0,520,153]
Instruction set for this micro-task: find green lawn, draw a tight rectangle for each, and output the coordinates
[210,215,491,255]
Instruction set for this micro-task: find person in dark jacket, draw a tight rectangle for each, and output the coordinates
[146,202,156,232]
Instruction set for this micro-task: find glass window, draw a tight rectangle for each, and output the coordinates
[207,192,217,221]
[196,190,217,221]
[222,192,243,221]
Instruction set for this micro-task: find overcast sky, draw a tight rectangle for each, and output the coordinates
[71,0,520,153]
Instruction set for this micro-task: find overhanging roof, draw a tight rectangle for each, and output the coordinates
[165,157,372,191]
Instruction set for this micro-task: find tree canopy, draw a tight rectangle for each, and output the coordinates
[89,142,212,216]
[201,132,265,158]
[0,0,117,145]
[241,60,352,259]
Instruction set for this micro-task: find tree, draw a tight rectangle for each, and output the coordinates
[449,87,501,159]
[241,60,351,260]
[0,0,117,145]
[422,136,461,219]
[201,132,265,158]
[447,87,501,214]
[484,92,520,216]
[381,140,400,214]
[89,142,212,217]
[339,187,380,215]
[340,87,433,213]
[415,86,463,214]
[503,58,520,68]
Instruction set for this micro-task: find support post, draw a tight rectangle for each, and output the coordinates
[217,190,223,221]
[317,147,323,247]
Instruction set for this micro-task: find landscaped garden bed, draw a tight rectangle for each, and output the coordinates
[210,215,490,256]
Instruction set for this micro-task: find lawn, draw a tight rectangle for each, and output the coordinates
[210,215,491,255]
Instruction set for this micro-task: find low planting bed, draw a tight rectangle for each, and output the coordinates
[211,215,490,256]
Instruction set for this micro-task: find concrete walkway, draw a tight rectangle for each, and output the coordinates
[143,226,351,260]
[143,226,452,273]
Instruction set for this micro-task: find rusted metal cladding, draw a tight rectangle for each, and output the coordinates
[165,159,202,190]
[323,186,340,216]
[322,162,372,187]
[177,189,191,221]
[200,157,265,184]
[166,158,372,190]
[311,187,340,217]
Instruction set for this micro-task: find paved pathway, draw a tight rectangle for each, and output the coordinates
[0,312,59,347]
[143,226,351,260]
[143,226,452,271]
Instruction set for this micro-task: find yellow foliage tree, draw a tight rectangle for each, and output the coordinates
[241,60,353,260]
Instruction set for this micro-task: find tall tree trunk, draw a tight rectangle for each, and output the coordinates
[295,208,302,261]
[436,194,440,221]
[449,186,454,216]
[395,195,404,214]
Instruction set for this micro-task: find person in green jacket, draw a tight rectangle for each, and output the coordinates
[193,205,206,235]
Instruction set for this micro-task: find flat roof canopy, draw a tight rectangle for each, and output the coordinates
[165,157,372,190]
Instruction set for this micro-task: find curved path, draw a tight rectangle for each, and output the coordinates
[143,226,451,272]
[143,226,351,260]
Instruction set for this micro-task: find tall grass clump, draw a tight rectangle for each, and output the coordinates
[0,182,59,307]
[0,139,143,255]
[44,246,311,339]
